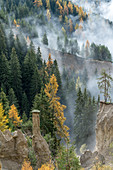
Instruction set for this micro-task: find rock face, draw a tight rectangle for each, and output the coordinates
[80,101,113,169]
[80,150,105,169]
[0,129,28,170]
[96,102,113,156]
[32,110,50,168]
[0,110,51,170]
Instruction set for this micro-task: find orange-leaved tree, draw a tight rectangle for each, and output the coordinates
[0,103,9,132]
[38,161,55,170]
[8,104,22,129]
[45,74,69,140]
[21,161,33,170]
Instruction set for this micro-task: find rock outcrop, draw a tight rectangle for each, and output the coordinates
[0,110,51,170]
[80,101,113,169]
[80,150,105,169]
[32,110,50,168]
[0,129,28,170]
[96,102,113,156]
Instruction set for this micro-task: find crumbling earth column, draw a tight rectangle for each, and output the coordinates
[32,110,50,168]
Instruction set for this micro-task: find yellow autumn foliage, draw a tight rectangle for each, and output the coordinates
[21,161,33,170]
[8,104,22,127]
[0,103,9,132]
[38,161,55,170]
[45,74,69,139]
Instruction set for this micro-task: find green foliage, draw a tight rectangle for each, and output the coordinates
[56,144,81,170]
[0,89,9,114]
[97,69,113,103]
[33,88,54,135]
[8,88,19,108]
[74,87,98,150]
[42,32,48,45]
[22,119,32,133]
[10,48,22,103]
[90,43,112,62]
[44,133,58,156]
[28,147,37,167]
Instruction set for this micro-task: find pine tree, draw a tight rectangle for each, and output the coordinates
[15,35,27,65]
[52,60,63,99]
[42,32,48,45]
[0,28,7,56]
[8,88,19,108]
[98,69,113,102]
[33,88,54,135]
[0,89,9,115]
[0,53,11,93]
[10,48,22,104]
[8,29,15,56]
[21,92,29,117]
[0,103,9,132]
[22,48,37,103]
[74,88,98,150]
[30,66,42,102]
[36,47,42,69]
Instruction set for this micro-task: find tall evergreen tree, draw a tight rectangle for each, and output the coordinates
[8,29,15,56]
[74,88,98,151]
[0,53,11,93]
[8,88,19,108]
[33,88,54,135]
[22,47,37,103]
[36,47,42,69]
[30,66,42,103]
[0,25,7,56]
[42,32,48,45]
[10,48,22,105]
[97,69,113,102]
[21,92,29,117]
[0,89,9,114]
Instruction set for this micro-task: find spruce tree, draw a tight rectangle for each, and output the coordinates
[0,53,11,93]
[30,66,42,102]
[22,47,37,103]
[0,89,9,114]
[42,32,48,45]
[36,47,42,69]
[21,92,29,117]
[33,88,54,135]
[97,69,113,102]
[10,48,22,105]
[0,27,7,56]
[8,88,19,108]
[8,29,15,56]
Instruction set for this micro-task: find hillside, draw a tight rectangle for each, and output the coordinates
[1,0,113,169]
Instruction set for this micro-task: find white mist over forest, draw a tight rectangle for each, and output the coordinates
[7,0,113,150]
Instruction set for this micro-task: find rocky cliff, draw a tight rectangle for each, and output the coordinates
[80,102,113,169]
[41,47,113,77]
[96,102,113,158]
[0,129,28,170]
[0,110,50,170]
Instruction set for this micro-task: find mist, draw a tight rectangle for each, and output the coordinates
[7,0,113,151]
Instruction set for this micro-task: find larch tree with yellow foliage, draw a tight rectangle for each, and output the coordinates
[46,9,51,21]
[0,103,9,132]
[45,74,69,140]
[21,161,33,170]
[38,161,55,170]
[8,104,22,129]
